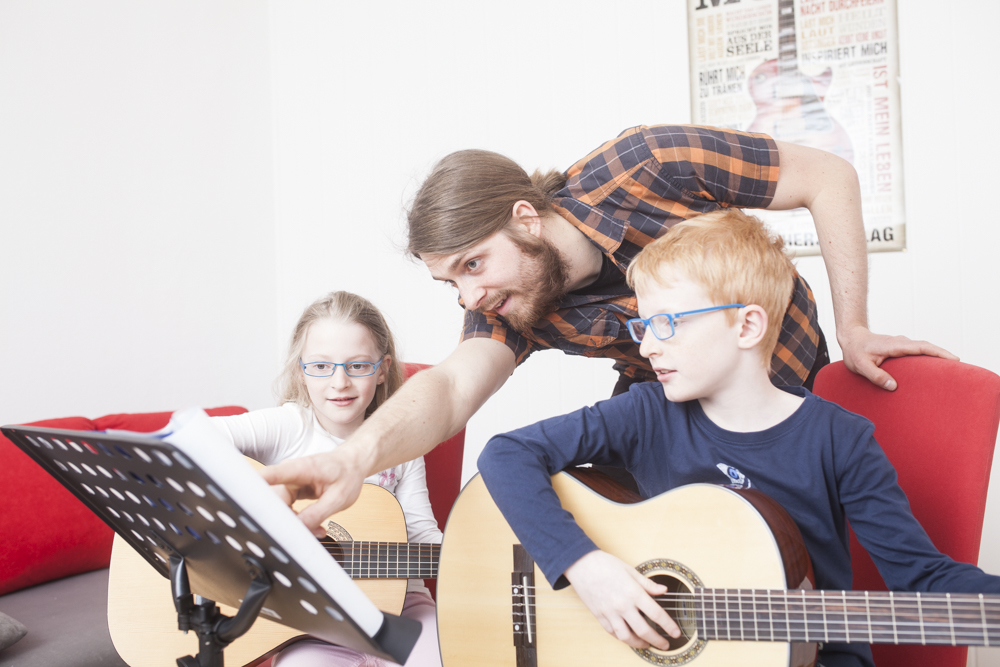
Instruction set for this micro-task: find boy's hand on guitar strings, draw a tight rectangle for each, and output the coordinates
[564,550,679,651]
[260,450,366,538]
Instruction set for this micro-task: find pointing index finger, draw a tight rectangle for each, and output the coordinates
[259,458,306,487]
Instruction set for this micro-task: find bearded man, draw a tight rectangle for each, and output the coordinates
[263,124,954,526]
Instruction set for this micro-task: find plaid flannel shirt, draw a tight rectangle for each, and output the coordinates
[462,124,821,386]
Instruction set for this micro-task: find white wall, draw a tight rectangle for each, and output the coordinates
[0,1,278,425]
[267,0,691,478]
[3,1,1000,663]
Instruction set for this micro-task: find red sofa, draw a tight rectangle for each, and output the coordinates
[0,364,466,667]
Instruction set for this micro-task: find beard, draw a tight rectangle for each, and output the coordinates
[484,229,570,333]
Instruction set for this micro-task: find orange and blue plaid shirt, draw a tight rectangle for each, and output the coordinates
[462,124,821,386]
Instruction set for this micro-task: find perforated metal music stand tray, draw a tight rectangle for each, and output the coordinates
[2,409,420,667]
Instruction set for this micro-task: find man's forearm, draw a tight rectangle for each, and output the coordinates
[807,155,869,338]
[340,365,468,478]
[340,337,517,477]
[769,140,870,338]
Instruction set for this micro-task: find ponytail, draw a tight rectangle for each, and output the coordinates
[407,150,566,258]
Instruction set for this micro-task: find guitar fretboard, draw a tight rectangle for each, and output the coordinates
[675,589,1000,646]
[323,540,439,580]
[777,0,798,72]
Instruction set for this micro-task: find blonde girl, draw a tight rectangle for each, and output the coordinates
[212,291,441,667]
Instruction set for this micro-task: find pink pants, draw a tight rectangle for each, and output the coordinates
[272,591,440,667]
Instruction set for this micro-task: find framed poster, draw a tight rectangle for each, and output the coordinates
[688,0,905,255]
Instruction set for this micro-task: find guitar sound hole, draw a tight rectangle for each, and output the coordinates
[645,574,695,652]
[320,536,347,565]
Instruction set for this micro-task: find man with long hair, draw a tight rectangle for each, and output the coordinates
[262,124,953,527]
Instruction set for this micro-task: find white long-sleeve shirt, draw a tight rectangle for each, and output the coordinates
[211,402,442,594]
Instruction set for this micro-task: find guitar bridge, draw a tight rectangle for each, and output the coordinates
[511,545,537,667]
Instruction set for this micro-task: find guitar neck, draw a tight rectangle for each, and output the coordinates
[777,0,798,74]
[325,540,440,580]
[687,589,1000,646]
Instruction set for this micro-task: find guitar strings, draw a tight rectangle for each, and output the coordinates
[502,606,1000,624]
[503,586,1000,641]
[510,588,1000,619]
[510,584,1000,611]
[318,540,440,578]
[311,539,1000,640]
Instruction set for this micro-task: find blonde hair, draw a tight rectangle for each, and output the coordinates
[276,291,404,418]
[626,209,795,365]
[406,149,567,258]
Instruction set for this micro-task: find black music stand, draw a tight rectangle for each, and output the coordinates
[2,408,420,667]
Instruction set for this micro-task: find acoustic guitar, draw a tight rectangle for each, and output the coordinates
[746,0,854,162]
[436,470,1000,666]
[107,482,439,667]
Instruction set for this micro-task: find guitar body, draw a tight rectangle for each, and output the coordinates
[108,483,408,667]
[747,59,854,163]
[437,472,817,667]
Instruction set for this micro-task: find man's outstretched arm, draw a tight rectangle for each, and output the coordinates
[261,337,516,535]
[769,140,957,390]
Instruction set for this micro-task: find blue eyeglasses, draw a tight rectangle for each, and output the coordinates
[625,304,745,343]
[299,359,383,378]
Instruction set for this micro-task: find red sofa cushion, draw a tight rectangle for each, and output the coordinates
[1,416,103,596]
[93,405,247,432]
[0,406,247,596]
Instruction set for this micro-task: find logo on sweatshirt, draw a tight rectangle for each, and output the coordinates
[717,463,752,488]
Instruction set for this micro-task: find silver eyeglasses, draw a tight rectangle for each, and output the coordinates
[299,359,383,378]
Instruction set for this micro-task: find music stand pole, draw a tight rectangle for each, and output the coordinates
[170,551,274,667]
